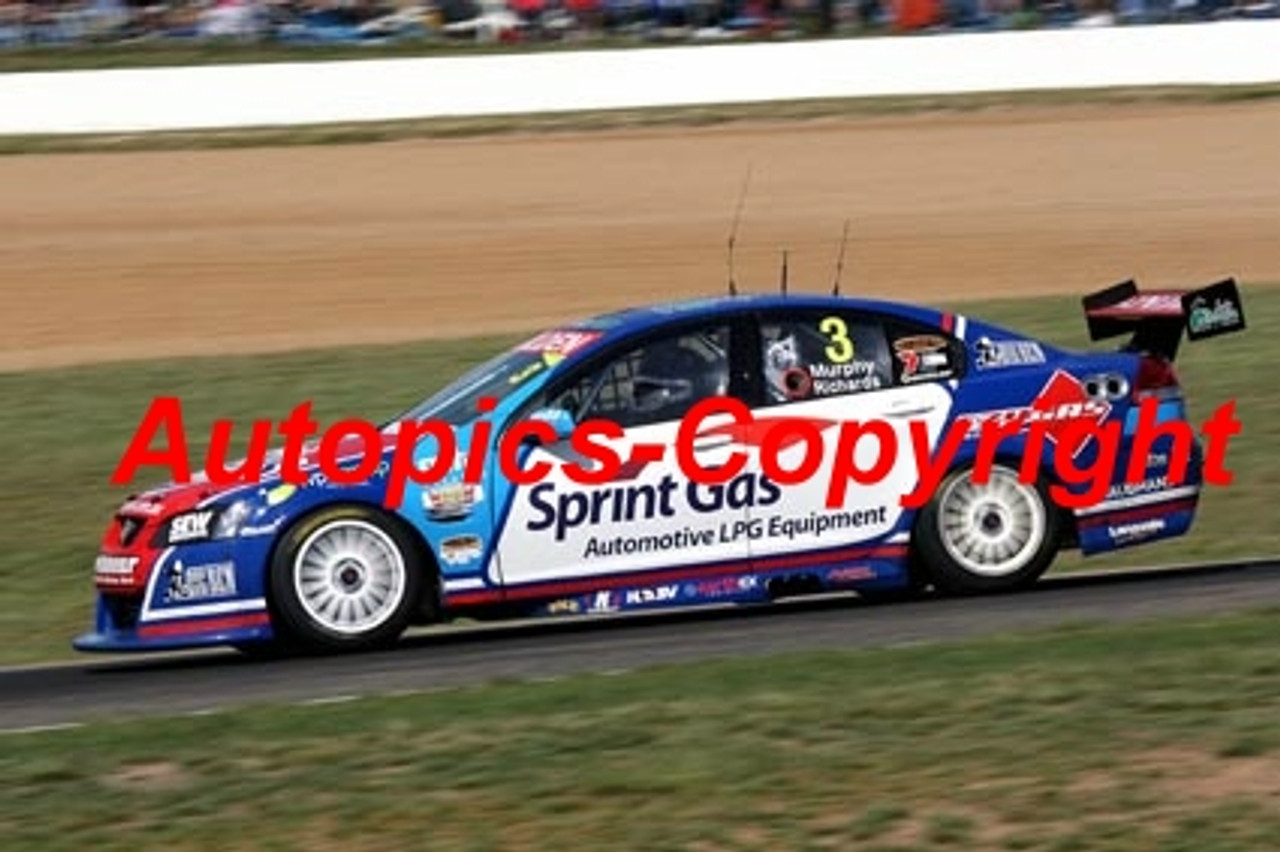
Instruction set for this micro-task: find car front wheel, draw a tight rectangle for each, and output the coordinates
[914,464,1062,595]
[269,506,423,652]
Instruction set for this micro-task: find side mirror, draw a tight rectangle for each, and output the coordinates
[526,407,575,443]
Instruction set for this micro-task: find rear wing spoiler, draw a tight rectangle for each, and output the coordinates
[1082,277,1245,360]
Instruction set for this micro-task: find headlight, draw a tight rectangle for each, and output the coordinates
[211,500,253,539]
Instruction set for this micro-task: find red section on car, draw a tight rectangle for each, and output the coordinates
[93,480,236,594]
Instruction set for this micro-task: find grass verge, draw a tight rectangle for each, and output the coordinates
[4,608,1280,850]
[0,286,1276,665]
[3,84,1280,156]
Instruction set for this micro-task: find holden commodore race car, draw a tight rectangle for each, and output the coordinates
[76,278,1246,654]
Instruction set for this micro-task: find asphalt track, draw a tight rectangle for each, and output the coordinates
[2,559,1278,732]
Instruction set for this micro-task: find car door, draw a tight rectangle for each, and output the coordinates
[741,308,960,569]
[491,318,756,599]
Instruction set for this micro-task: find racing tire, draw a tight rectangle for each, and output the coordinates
[913,464,1062,595]
[268,505,424,653]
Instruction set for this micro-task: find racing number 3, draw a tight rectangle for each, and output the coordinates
[819,316,854,363]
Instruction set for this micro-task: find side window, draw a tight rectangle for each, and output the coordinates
[884,320,962,386]
[550,325,731,429]
[760,312,892,404]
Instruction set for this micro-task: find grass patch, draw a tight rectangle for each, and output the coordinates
[0,286,1276,665]
[4,609,1280,850]
[3,84,1280,156]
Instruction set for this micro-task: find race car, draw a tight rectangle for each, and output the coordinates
[75,278,1246,654]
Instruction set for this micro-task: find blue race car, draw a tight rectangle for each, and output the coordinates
[76,278,1245,654]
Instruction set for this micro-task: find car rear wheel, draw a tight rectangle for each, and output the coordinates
[914,464,1061,595]
[269,506,423,652]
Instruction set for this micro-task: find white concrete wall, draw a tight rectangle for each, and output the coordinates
[1,20,1277,135]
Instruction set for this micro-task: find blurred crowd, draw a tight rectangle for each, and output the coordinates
[0,0,1276,48]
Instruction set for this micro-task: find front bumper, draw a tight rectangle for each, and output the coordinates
[73,593,274,652]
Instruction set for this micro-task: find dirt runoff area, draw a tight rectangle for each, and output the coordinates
[1,101,1277,372]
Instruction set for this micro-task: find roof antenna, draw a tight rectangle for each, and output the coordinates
[780,249,789,296]
[727,163,753,297]
[832,219,850,296]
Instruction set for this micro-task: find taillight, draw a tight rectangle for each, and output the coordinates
[1133,354,1180,400]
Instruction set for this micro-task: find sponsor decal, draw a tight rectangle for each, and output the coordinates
[764,334,816,401]
[808,360,883,395]
[168,510,214,544]
[440,534,484,566]
[547,598,582,614]
[587,590,619,614]
[528,472,781,543]
[1110,293,1185,314]
[94,554,139,577]
[516,330,603,361]
[765,507,888,542]
[1185,281,1245,340]
[1105,476,1169,500]
[424,482,483,521]
[578,507,889,558]
[507,361,545,385]
[893,334,953,384]
[974,337,1047,369]
[826,565,877,583]
[265,483,296,507]
[683,575,758,599]
[414,450,469,479]
[164,560,237,602]
[1107,518,1166,544]
[1183,279,1245,342]
[623,585,679,606]
[1187,299,1241,336]
[765,334,800,373]
[238,519,284,538]
[965,370,1111,454]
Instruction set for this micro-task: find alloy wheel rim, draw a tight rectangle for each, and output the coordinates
[937,468,1045,577]
[293,520,406,635]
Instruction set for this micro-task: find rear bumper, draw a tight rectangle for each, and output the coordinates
[1075,485,1199,555]
[1075,403,1204,555]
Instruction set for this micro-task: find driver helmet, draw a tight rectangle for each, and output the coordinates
[631,342,727,415]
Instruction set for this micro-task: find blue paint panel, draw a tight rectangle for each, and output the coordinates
[1078,506,1197,556]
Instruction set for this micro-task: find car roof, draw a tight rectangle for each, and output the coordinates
[574,293,949,338]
